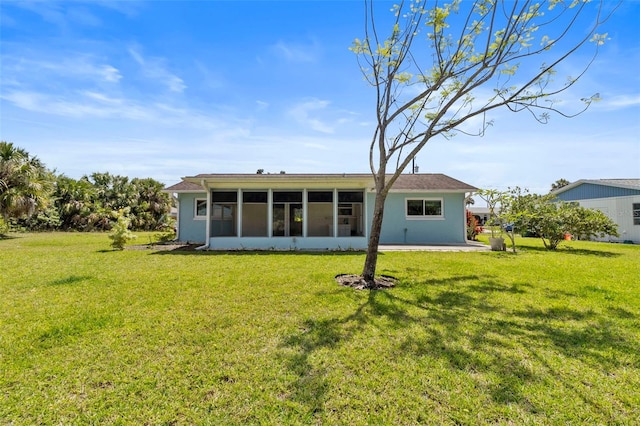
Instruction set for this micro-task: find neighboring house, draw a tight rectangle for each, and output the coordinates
[551,179,640,244]
[164,173,477,250]
[468,206,490,225]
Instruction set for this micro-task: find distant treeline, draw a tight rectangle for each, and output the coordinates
[1,141,173,234]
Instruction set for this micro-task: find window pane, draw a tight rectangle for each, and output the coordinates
[243,191,267,203]
[290,204,303,236]
[272,204,285,236]
[633,203,640,225]
[407,200,424,216]
[308,191,333,203]
[196,200,207,216]
[212,191,237,203]
[242,203,268,236]
[308,202,333,236]
[338,204,352,216]
[424,200,442,216]
[273,191,302,203]
[338,191,363,203]
[211,204,236,236]
[212,204,222,219]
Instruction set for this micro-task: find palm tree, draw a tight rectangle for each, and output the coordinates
[54,175,96,230]
[130,177,171,230]
[0,142,53,222]
[551,179,571,191]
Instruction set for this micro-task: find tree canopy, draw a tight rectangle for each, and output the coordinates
[0,142,173,235]
[0,141,53,223]
[350,0,615,286]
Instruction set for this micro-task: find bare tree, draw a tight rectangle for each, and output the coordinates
[351,0,615,287]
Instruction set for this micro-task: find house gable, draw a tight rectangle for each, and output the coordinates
[553,179,640,201]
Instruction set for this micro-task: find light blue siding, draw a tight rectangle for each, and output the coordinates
[373,192,467,244]
[177,189,468,247]
[555,183,640,201]
[177,193,206,243]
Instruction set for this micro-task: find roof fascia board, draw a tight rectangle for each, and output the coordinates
[184,176,374,189]
[163,189,207,193]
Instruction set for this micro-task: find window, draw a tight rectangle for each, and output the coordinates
[273,191,302,237]
[194,199,207,219]
[308,191,333,237]
[337,191,364,236]
[406,198,443,219]
[242,191,268,237]
[633,203,640,225]
[211,191,237,236]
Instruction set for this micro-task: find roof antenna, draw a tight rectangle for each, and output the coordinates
[412,157,419,174]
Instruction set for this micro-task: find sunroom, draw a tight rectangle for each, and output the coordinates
[184,174,372,250]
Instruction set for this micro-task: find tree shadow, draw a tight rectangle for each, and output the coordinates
[277,274,638,421]
[47,275,92,286]
[151,248,369,257]
[519,245,621,258]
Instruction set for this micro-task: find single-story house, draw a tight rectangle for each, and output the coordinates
[164,173,477,250]
[551,178,640,244]
[468,206,490,225]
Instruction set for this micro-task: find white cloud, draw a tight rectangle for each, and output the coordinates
[288,99,334,134]
[101,65,122,83]
[128,46,186,93]
[597,94,640,110]
[270,40,319,63]
[256,100,270,111]
[1,55,122,86]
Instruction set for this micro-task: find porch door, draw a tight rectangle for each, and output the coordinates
[272,203,303,237]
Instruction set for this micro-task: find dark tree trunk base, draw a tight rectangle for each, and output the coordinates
[335,274,397,290]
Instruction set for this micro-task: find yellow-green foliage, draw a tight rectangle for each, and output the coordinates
[108,210,136,250]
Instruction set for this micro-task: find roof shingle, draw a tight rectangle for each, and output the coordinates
[171,173,476,192]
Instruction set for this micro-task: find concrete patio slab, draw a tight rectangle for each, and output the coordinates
[379,241,490,252]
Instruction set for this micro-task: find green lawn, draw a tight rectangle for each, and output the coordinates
[1,233,639,425]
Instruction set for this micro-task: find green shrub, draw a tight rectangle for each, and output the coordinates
[108,209,137,250]
[0,216,9,236]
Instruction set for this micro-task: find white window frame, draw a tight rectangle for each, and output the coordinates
[194,198,207,220]
[405,197,444,220]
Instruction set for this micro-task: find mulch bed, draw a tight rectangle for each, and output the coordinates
[335,274,397,290]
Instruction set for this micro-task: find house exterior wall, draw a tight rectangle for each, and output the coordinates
[375,192,467,244]
[174,185,471,249]
[555,183,640,201]
[574,195,640,244]
[176,192,206,243]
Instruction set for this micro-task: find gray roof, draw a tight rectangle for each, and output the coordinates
[170,173,476,192]
[552,178,640,194]
[389,173,477,191]
[164,180,206,192]
[593,179,640,189]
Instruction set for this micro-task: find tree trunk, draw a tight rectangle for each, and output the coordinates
[362,189,388,286]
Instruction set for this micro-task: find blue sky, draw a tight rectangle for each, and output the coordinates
[1,0,638,194]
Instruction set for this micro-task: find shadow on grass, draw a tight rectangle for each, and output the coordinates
[0,234,20,240]
[278,274,638,421]
[151,247,369,257]
[47,275,92,286]
[518,245,621,258]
